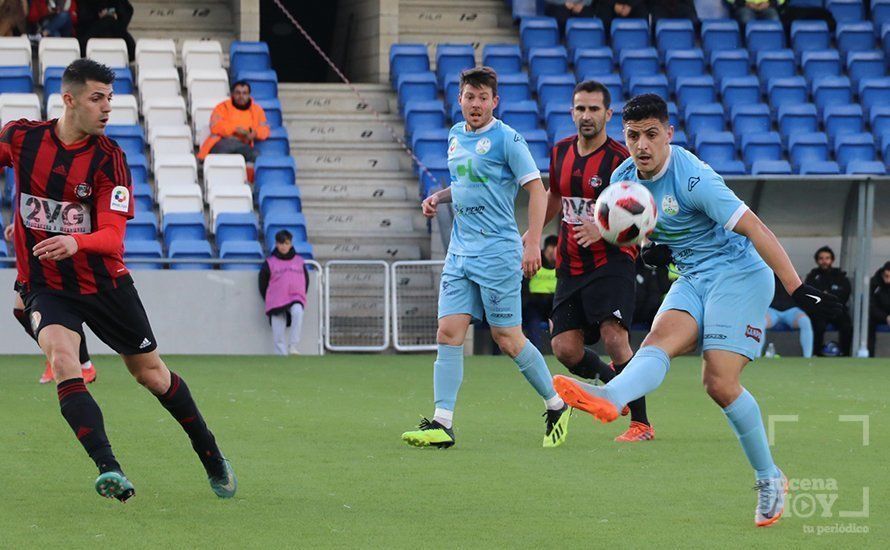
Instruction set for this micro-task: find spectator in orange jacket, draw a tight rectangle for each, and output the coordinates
[197,80,270,165]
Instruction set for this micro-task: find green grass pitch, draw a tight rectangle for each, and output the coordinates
[0,354,887,548]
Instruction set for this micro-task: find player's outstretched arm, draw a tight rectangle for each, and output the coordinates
[523,178,546,278]
[421,186,452,219]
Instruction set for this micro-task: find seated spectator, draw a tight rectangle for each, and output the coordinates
[77,0,135,60]
[868,262,890,357]
[805,246,853,356]
[725,0,780,25]
[649,0,698,26]
[605,0,648,31]
[0,0,28,36]
[259,230,309,356]
[522,235,558,350]
[198,81,270,172]
[633,258,671,328]
[779,0,835,34]
[29,0,77,38]
[543,1,599,37]
[761,274,813,358]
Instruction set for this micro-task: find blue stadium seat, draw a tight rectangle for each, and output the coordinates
[629,74,669,99]
[741,132,783,167]
[768,77,808,110]
[721,76,761,110]
[702,19,741,54]
[133,183,153,213]
[498,73,532,102]
[3,167,13,205]
[788,132,829,171]
[675,76,717,110]
[126,212,158,241]
[836,22,875,57]
[442,73,461,107]
[162,212,206,249]
[883,23,890,58]
[827,0,864,22]
[695,131,737,162]
[606,117,623,141]
[544,102,571,130]
[256,98,282,128]
[756,50,796,88]
[581,73,623,103]
[520,17,559,55]
[709,49,749,83]
[834,133,876,170]
[846,51,885,86]
[566,18,605,54]
[0,66,32,93]
[801,50,842,83]
[219,240,264,270]
[499,100,540,132]
[524,129,549,161]
[259,185,302,218]
[254,155,297,194]
[706,158,747,175]
[256,126,290,157]
[230,41,272,76]
[869,104,890,137]
[536,74,575,106]
[529,46,569,85]
[111,67,134,95]
[745,20,785,53]
[389,44,429,85]
[778,103,818,141]
[105,125,144,157]
[667,102,680,128]
[751,159,792,175]
[124,240,164,270]
[482,44,522,75]
[436,44,475,86]
[234,69,278,99]
[611,18,650,51]
[791,20,830,57]
[263,212,308,248]
[450,102,463,124]
[396,72,437,112]
[656,19,695,55]
[671,130,688,148]
[43,67,64,96]
[731,103,772,140]
[811,75,852,115]
[573,48,613,80]
[875,0,890,30]
[411,128,449,160]
[684,103,725,138]
[860,77,890,113]
[823,104,864,140]
[665,49,705,85]
[292,242,314,260]
[215,212,259,246]
[403,100,446,139]
[547,118,576,146]
[845,160,886,174]
[168,239,213,270]
[127,154,148,185]
[800,161,841,175]
[619,48,658,83]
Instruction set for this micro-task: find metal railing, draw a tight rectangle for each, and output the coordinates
[391,260,443,351]
[323,260,390,352]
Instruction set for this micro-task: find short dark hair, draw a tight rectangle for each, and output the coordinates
[62,58,115,91]
[543,235,558,249]
[573,80,611,109]
[622,93,669,125]
[231,80,251,93]
[275,230,293,244]
[459,66,498,97]
[815,246,835,262]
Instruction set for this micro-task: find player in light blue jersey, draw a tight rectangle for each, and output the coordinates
[401,67,571,449]
[551,95,843,526]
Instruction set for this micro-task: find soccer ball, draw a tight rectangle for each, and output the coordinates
[593,181,657,246]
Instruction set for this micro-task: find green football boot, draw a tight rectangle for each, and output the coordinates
[401,417,455,448]
[208,458,237,499]
[95,471,135,502]
[543,405,571,448]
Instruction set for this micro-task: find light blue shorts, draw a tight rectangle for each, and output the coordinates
[438,250,523,328]
[657,263,774,360]
[766,307,807,329]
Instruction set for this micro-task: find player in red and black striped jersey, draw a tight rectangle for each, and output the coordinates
[540,80,653,441]
[0,59,236,501]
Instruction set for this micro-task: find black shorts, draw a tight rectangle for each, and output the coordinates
[551,275,636,345]
[21,282,158,355]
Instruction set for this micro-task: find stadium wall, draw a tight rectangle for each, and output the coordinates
[0,269,323,356]
[332,0,398,83]
[233,0,260,41]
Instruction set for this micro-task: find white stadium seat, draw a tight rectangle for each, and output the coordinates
[159,183,204,216]
[0,94,41,125]
[0,36,32,67]
[181,40,223,80]
[203,154,246,191]
[142,96,187,134]
[190,95,227,146]
[155,153,198,188]
[186,69,229,106]
[148,125,193,162]
[86,38,129,68]
[208,185,253,224]
[107,94,139,125]
[137,68,181,105]
[38,38,80,81]
[135,39,176,74]
[46,94,64,120]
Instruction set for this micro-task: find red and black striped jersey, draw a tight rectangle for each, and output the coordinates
[549,135,637,277]
[0,119,134,295]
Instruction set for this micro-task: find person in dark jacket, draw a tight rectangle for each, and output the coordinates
[259,230,310,355]
[633,258,671,328]
[648,0,698,26]
[804,246,853,356]
[76,0,135,60]
[868,262,890,357]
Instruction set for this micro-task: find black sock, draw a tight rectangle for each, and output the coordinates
[57,378,121,474]
[566,348,617,382]
[614,359,650,426]
[15,308,90,364]
[156,372,224,477]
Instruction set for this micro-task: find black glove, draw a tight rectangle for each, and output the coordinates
[792,284,844,317]
[640,242,672,268]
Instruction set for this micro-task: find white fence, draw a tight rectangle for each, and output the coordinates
[391,260,442,351]
[324,260,391,351]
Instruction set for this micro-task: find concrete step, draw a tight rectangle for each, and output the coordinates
[131,3,232,33]
[292,147,412,173]
[314,243,423,261]
[327,267,434,290]
[304,210,426,236]
[278,85,394,115]
[285,115,404,144]
[300,183,411,202]
[312,234,430,256]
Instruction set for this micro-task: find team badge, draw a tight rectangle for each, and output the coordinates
[588,176,602,188]
[110,186,130,212]
[75,182,92,199]
[448,138,458,157]
[475,137,491,155]
[661,194,679,216]
[745,325,762,343]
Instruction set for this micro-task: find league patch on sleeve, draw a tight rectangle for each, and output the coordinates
[110,186,130,212]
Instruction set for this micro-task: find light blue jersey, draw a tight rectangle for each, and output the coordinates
[446,118,540,257]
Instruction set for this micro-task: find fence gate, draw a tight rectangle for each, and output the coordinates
[391,260,444,351]
[324,260,390,351]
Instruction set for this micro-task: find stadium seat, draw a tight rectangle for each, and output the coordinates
[846,51,885,86]
[0,93,40,126]
[750,159,792,175]
[618,48,658,83]
[665,49,704,85]
[106,94,139,125]
[702,19,741,54]
[110,67,134,95]
[834,133,876,170]
[389,44,430,85]
[875,0,890,30]
[142,96,188,134]
[187,69,230,106]
[127,211,159,241]
[0,66,31,93]
[204,154,247,194]
[823,104,864,140]
[396,72,437,112]
[788,132,829,171]
[162,212,206,248]
[230,41,272,76]
[695,131,737,162]
[137,68,181,106]
[216,218,260,257]
[525,129,550,169]
[257,98,282,128]
[155,154,199,190]
[731,103,771,140]
[801,50,842,83]
[709,49,749,83]
[499,101,539,132]
[135,39,177,73]
[656,19,695,54]
[741,132,783,167]
[547,118,576,145]
[580,73,623,103]
[133,183,154,213]
[574,48,612,80]
[706,158,747,175]
[756,50,796,88]
[667,102,680,128]
[218,240,264,270]
[43,66,64,97]
[859,77,890,113]
[675,76,716,110]
[0,36,31,68]
[234,70,278,100]
[836,22,875,58]
[845,160,886,174]
[106,125,145,157]
[482,44,522,75]
[566,18,605,54]
[403,100,446,139]
[418,154,449,196]
[629,74,669,99]
[149,125,193,160]
[128,153,149,184]
[528,46,569,85]
[671,130,688,148]
[778,103,818,141]
[544,102,572,131]
[208,184,254,224]
[721,76,761,110]
[292,242,314,260]
[745,20,785,53]
[168,239,213,271]
[827,0,864,22]
[767,77,808,110]
[611,18,650,51]
[86,38,128,68]
[444,73,461,107]
[259,185,302,218]
[519,17,559,54]
[191,95,228,146]
[263,212,308,247]
[800,160,841,175]
[811,76,852,115]
[254,155,297,194]
[791,20,830,57]
[182,40,224,81]
[684,103,725,138]
[436,44,475,86]
[870,105,890,137]
[256,126,290,157]
[496,73,531,103]
[158,184,203,216]
[123,240,164,270]
[410,128,449,163]
[536,74,575,106]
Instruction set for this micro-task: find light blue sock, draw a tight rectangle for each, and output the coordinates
[723,389,779,480]
[601,346,670,409]
[797,315,814,358]
[433,344,464,417]
[514,340,559,403]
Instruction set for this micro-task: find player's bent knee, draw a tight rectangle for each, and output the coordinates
[491,329,526,358]
[124,352,170,393]
[702,373,740,407]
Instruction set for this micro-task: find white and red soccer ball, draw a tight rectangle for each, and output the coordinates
[593,181,657,246]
